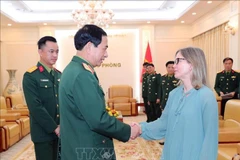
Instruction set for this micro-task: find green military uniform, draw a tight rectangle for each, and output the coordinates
[161,74,179,109]
[142,72,151,122]
[23,62,61,160]
[214,69,240,116]
[147,72,162,121]
[59,56,131,160]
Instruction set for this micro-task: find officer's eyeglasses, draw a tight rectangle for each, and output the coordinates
[174,58,187,64]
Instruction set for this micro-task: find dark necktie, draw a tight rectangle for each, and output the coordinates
[50,70,55,81]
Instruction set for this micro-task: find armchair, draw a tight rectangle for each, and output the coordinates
[107,85,138,116]
[1,96,30,138]
[219,99,240,143]
[5,93,28,110]
[0,118,21,151]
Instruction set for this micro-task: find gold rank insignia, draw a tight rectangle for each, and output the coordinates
[82,63,94,74]
[27,66,38,73]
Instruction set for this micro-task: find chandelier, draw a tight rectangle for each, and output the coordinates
[71,0,114,28]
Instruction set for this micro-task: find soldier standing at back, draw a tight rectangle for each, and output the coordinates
[147,63,162,121]
[22,36,61,160]
[214,57,239,116]
[161,61,179,110]
[142,62,151,122]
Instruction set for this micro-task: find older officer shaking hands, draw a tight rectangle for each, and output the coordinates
[59,24,140,160]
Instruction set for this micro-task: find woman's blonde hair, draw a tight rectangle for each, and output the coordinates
[176,47,209,89]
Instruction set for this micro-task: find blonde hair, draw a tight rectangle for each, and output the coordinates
[176,47,209,89]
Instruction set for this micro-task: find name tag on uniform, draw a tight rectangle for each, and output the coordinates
[162,80,165,82]
[172,80,177,83]
[40,79,49,82]
[152,77,156,79]
[220,76,225,79]
[231,76,236,78]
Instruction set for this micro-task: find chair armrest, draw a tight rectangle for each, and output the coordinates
[7,109,29,116]
[224,119,240,128]
[1,113,21,121]
[0,119,6,127]
[129,98,137,103]
[14,104,28,109]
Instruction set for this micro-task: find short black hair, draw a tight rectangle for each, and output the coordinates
[147,63,154,67]
[74,24,107,51]
[37,36,57,49]
[143,62,149,66]
[165,61,174,67]
[223,57,233,63]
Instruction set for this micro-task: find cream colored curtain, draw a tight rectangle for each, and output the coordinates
[193,23,229,88]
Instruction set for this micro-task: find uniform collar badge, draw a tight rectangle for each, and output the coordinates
[39,66,44,72]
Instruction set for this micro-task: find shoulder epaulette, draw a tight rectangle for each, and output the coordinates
[217,70,224,74]
[82,63,94,74]
[54,68,62,73]
[27,66,38,73]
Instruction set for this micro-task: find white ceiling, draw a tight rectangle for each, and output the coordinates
[0,0,225,27]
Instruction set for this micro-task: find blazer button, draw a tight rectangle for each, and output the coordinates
[102,140,106,143]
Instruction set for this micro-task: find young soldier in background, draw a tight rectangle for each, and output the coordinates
[161,61,179,110]
[23,36,61,160]
[147,63,162,121]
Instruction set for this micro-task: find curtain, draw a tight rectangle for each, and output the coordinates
[192,22,229,88]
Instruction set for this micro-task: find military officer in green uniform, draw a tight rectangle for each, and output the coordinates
[147,63,162,121]
[23,36,61,160]
[161,61,179,110]
[214,57,240,116]
[59,25,140,160]
[142,62,151,122]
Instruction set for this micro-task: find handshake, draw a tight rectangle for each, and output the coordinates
[130,122,142,140]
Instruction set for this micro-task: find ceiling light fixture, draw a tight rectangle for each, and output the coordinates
[192,12,196,15]
[207,1,212,4]
[7,24,12,26]
[71,0,114,28]
[181,21,185,23]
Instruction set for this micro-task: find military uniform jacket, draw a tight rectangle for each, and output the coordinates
[214,70,239,97]
[161,74,179,109]
[142,73,149,98]
[59,56,131,160]
[22,62,61,143]
[147,72,162,102]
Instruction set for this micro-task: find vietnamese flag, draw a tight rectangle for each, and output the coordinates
[140,42,153,82]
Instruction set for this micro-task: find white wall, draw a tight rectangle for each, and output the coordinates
[1,1,239,101]
[0,24,192,101]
